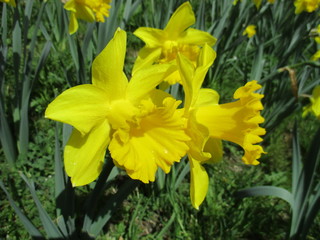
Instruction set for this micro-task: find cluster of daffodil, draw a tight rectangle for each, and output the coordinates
[45,2,266,209]
[63,0,112,34]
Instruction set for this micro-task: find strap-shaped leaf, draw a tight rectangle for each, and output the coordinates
[20,173,64,239]
[86,179,140,237]
[237,186,293,208]
[0,181,43,238]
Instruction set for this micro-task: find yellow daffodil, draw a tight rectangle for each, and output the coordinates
[294,0,320,14]
[303,85,320,119]
[64,0,112,34]
[133,1,216,85]
[311,50,320,60]
[0,0,16,7]
[243,25,257,38]
[45,28,189,186]
[177,45,266,208]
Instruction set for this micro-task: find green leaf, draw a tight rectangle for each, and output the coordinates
[250,44,264,81]
[20,173,64,239]
[0,181,43,238]
[86,179,139,237]
[236,186,293,208]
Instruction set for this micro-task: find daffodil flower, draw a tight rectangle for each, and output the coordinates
[133,1,216,85]
[45,29,190,186]
[243,25,257,38]
[177,45,266,209]
[64,0,112,34]
[294,0,320,14]
[303,85,320,119]
[311,50,320,61]
[0,0,16,7]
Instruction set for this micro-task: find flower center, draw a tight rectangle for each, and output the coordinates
[160,41,200,64]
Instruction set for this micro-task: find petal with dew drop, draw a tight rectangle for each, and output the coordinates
[92,28,128,100]
[45,84,109,135]
[64,120,111,186]
[189,157,209,209]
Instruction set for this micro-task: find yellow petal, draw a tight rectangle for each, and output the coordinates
[133,27,165,48]
[189,157,209,209]
[186,113,211,162]
[177,44,216,111]
[92,28,128,100]
[64,120,111,186]
[132,47,162,74]
[164,2,195,38]
[127,63,174,102]
[45,85,109,134]
[68,12,79,35]
[203,137,223,164]
[179,28,217,46]
[64,0,95,22]
[311,50,320,61]
[109,97,190,183]
[304,85,320,119]
[195,88,220,107]
[185,88,221,163]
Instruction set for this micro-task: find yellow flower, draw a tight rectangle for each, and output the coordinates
[177,46,266,208]
[311,50,320,60]
[133,1,216,85]
[45,29,189,186]
[64,0,112,34]
[243,25,257,38]
[294,0,320,14]
[0,0,16,7]
[303,86,320,119]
